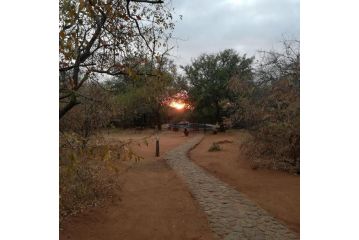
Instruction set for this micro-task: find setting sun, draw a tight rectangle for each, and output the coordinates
[169,101,186,110]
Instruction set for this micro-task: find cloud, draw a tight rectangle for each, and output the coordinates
[168,0,299,67]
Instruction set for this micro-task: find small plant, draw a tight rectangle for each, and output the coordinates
[208,142,221,152]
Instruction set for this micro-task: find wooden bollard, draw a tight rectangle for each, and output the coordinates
[156,136,160,157]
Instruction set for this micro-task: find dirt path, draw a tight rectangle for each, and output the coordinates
[60,131,215,240]
[165,134,298,240]
[190,131,300,234]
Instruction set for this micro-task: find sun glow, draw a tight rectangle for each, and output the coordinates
[169,101,186,110]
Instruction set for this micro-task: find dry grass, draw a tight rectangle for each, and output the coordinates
[59,131,151,225]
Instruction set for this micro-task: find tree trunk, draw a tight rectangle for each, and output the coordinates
[215,101,222,124]
[59,95,80,119]
[155,109,162,130]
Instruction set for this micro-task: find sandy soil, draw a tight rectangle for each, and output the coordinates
[60,131,215,240]
[189,130,300,233]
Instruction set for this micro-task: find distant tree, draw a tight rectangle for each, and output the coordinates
[110,56,181,130]
[183,49,254,123]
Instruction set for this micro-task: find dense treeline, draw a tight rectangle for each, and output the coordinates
[60,40,300,176]
[183,41,299,173]
[108,57,185,130]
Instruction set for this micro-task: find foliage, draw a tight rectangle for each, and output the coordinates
[59,0,176,118]
[231,41,300,173]
[109,57,184,129]
[183,49,254,124]
[59,0,181,225]
[60,82,115,146]
[59,131,146,224]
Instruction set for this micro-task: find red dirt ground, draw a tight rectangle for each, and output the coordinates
[60,131,215,240]
[60,129,299,239]
[189,130,300,234]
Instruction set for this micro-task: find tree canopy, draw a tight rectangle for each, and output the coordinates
[183,49,254,123]
[59,0,175,118]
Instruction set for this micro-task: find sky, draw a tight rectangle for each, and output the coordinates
[168,0,300,67]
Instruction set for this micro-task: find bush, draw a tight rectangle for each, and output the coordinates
[60,146,118,223]
[208,142,221,152]
[59,83,114,147]
[59,132,143,224]
[230,41,300,174]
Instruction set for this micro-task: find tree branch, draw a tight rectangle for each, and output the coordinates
[130,0,163,3]
[90,69,128,76]
[59,63,96,72]
[126,0,153,53]
[59,95,80,119]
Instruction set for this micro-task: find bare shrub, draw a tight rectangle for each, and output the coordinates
[60,83,114,147]
[59,132,145,225]
[60,135,115,224]
[232,40,300,173]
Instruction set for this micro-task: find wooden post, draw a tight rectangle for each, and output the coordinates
[156,136,160,157]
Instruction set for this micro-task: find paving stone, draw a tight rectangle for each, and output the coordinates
[165,135,299,240]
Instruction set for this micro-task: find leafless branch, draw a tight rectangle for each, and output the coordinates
[60,63,96,72]
[125,0,154,53]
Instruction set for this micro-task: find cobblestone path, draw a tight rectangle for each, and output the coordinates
[165,135,299,240]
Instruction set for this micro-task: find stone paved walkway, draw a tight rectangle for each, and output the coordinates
[165,135,299,240]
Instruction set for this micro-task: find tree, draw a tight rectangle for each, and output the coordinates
[59,0,175,119]
[109,56,180,130]
[59,81,114,147]
[230,40,300,172]
[183,49,254,123]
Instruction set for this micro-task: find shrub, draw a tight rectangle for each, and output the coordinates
[230,41,300,174]
[60,146,117,223]
[208,142,221,152]
[59,132,143,225]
